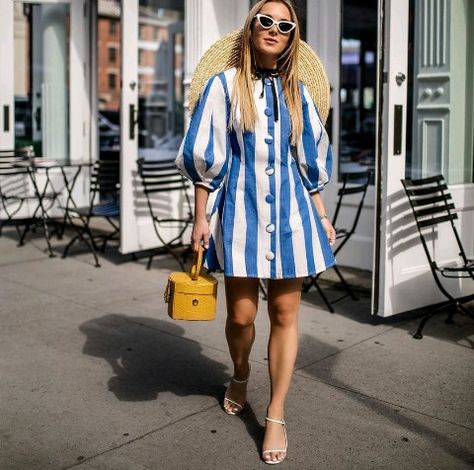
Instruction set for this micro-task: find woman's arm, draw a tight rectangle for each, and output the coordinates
[311,192,336,246]
[191,184,211,252]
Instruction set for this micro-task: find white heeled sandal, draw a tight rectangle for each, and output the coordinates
[223,369,250,416]
[262,417,288,465]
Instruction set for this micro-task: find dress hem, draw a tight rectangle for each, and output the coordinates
[203,260,337,280]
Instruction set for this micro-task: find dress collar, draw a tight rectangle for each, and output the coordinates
[254,66,280,78]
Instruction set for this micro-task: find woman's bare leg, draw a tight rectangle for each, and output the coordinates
[263,277,303,463]
[223,276,259,414]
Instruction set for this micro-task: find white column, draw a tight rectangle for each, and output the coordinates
[41,4,69,160]
[184,0,246,124]
[0,0,14,150]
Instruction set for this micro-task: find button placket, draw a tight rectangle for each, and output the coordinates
[263,78,277,267]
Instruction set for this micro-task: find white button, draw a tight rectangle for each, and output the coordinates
[266,223,275,233]
[264,135,273,144]
[265,251,275,261]
[265,166,274,175]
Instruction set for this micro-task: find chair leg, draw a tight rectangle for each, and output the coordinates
[146,254,154,270]
[259,279,268,301]
[333,265,358,301]
[445,306,455,324]
[413,302,456,339]
[313,278,335,313]
[302,276,314,293]
[62,226,101,268]
[18,219,33,246]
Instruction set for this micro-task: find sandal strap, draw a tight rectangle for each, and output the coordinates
[262,449,287,454]
[265,416,285,425]
[231,376,249,384]
[223,397,243,409]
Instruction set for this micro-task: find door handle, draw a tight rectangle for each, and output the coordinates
[34,106,41,131]
[393,105,403,155]
[129,103,138,140]
[3,105,9,132]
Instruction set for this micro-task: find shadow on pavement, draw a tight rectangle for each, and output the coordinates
[79,314,228,402]
[298,333,474,466]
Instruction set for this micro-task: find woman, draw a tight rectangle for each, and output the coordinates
[176,0,336,464]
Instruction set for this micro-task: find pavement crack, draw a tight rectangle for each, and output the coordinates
[294,323,409,372]
[293,372,474,432]
[62,402,219,469]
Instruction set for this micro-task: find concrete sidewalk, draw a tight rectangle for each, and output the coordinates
[0,229,473,469]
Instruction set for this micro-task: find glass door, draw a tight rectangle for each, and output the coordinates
[120,0,185,254]
[373,0,473,316]
[0,0,89,162]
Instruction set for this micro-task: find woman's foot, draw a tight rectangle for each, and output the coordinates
[262,416,288,464]
[223,365,250,415]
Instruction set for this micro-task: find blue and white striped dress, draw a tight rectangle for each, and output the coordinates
[175,67,335,279]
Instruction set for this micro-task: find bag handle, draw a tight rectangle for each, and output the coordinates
[190,246,204,280]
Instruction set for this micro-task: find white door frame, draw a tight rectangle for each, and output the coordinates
[120,0,177,255]
[120,0,139,254]
[372,0,410,316]
[0,0,14,150]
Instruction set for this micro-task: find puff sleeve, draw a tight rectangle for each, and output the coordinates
[175,73,231,192]
[295,83,333,194]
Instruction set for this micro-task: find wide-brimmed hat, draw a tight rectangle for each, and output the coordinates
[188,29,331,124]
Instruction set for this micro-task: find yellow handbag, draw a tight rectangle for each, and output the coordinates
[164,246,218,320]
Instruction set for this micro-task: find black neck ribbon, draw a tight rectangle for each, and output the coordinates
[254,67,280,123]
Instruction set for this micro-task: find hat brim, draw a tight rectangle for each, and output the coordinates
[188,29,331,125]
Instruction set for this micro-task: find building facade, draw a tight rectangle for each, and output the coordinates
[1,0,472,317]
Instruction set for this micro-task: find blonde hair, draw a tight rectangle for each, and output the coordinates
[232,0,302,145]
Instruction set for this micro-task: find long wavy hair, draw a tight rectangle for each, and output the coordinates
[231,0,302,144]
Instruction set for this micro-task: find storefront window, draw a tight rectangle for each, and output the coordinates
[137,0,185,160]
[14,2,70,159]
[97,1,120,155]
[339,0,377,182]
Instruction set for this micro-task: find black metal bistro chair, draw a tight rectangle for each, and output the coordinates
[137,158,193,271]
[303,170,373,312]
[0,153,60,251]
[401,175,474,339]
[62,159,120,267]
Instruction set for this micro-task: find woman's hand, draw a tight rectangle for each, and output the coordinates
[321,218,336,246]
[191,217,210,252]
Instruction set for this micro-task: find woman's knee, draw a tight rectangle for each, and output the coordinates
[225,277,259,328]
[267,278,302,328]
[227,308,256,328]
[268,303,298,328]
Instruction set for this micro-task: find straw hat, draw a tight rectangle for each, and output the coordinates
[188,29,331,124]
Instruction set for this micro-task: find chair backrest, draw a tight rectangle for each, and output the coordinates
[332,170,373,234]
[0,156,31,200]
[90,159,120,203]
[401,174,467,264]
[136,158,192,219]
[0,146,34,158]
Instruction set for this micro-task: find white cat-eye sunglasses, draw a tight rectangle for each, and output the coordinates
[254,13,296,34]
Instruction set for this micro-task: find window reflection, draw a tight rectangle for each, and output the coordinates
[96,0,185,160]
[14,2,70,160]
[137,1,185,160]
[339,0,377,182]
